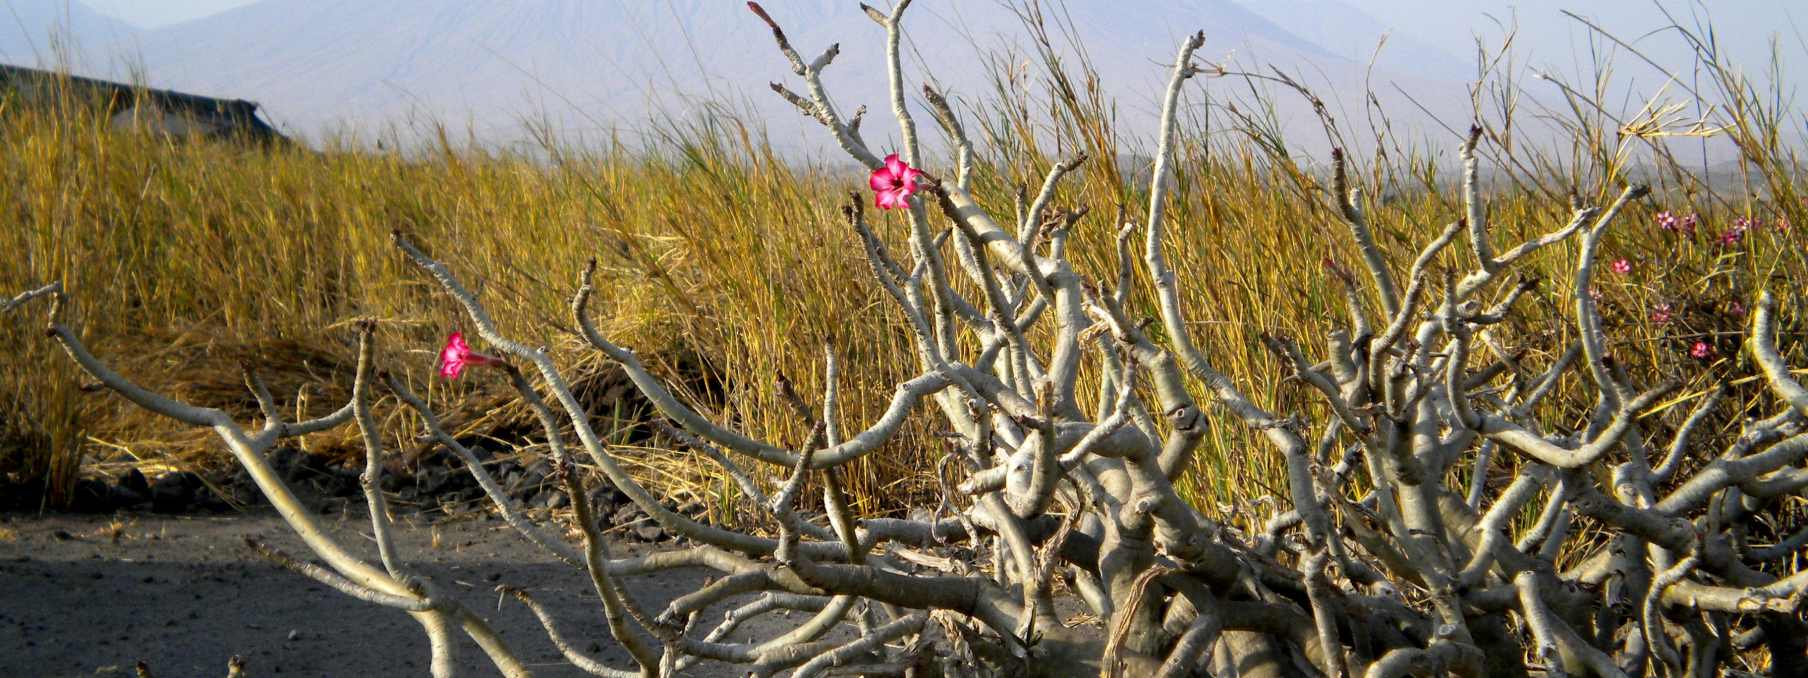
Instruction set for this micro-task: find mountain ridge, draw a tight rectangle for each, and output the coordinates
[10,0,1482,156]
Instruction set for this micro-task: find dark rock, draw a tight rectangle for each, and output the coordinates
[589,485,627,510]
[446,487,483,504]
[108,484,149,510]
[611,503,644,525]
[417,467,452,495]
[116,469,150,495]
[379,470,406,493]
[326,470,362,497]
[268,447,303,481]
[633,523,666,542]
[195,485,231,512]
[69,479,112,513]
[534,490,567,510]
[150,472,201,514]
[227,466,254,491]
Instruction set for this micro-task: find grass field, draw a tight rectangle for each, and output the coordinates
[2,21,1805,538]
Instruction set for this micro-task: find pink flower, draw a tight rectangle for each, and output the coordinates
[1650,302,1672,325]
[1690,341,1713,360]
[1676,214,1699,235]
[1610,258,1632,274]
[1586,287,1604,303]
[868,153,923,210]
[438,331,498,379]
[1721,215,1759,246]
[1656,211,1698,235]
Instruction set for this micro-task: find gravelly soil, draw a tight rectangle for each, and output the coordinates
[0,508,808,677]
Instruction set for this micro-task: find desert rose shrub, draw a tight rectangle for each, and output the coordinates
[10,1,1808,676]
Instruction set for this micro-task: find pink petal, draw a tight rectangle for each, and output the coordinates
[869,169,896,192]
[439,357,464,379]
[883,153,906,180]
[877,190,905,210]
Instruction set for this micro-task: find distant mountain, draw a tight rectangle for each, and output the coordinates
[105,0,1482,155]
[1230,0,1470,81]
[0,1,139,71]
[0,0,1489,160]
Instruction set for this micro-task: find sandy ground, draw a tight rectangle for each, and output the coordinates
[0,506,811,677]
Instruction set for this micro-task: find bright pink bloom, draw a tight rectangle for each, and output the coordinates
[438,331,498,379]
[1721,215,1759,246]
[1690,341,1713,360]
[868,153,923,210]
[1650,302,1672,325]
[1610,258,1632,274]
[1656,210,1697,234]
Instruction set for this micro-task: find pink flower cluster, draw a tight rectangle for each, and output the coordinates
[1690,341,1714,360]
[1721,216,1760,246]
[1609,258,1632,274]
[438,331,498,379]
[1655,211,1697,235]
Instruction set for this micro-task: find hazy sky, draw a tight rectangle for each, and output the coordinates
[84,0,254,28]
[56,0,1803,157]
[87,0,1797,69]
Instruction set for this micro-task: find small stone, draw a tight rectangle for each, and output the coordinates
[589,485,627,510]
[69,479,112,513]
[269,447,302,481]
[195,486,232,512]
[150,472,201,514]
[379,470,406,493]
[109,484,149,509]
[532,489,567,510]
[634,523,665,542]
[417,467,452,495]
[287,629,301,641]
[117,468,150,495]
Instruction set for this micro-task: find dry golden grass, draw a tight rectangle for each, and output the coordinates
[1,27,1804,543]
